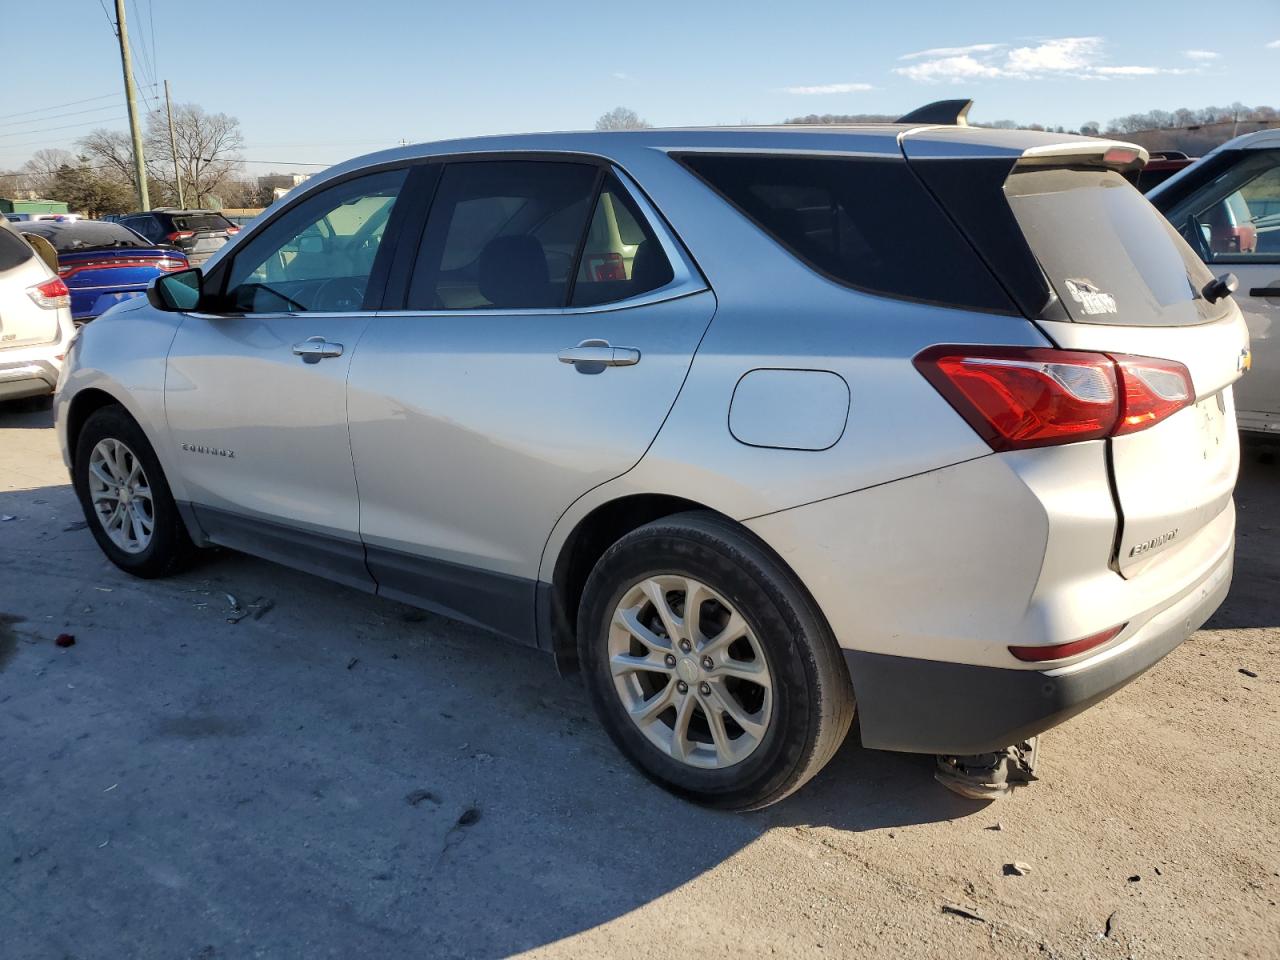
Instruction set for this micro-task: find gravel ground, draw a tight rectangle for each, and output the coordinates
[1,403,1277,960]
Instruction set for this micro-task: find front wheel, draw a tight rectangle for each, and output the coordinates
[73,405,195,579]
[578,512,854,810]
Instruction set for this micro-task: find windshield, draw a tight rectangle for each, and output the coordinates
[20,221,151,253]
[1006,168,1226,326]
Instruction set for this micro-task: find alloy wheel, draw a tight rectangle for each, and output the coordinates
[608,575,773,769]
[87,437,155,555]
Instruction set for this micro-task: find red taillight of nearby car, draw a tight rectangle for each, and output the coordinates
[166,230,196,242]
[914,345,1194,451]
[225,225,240,235]
[27,277,71,309]
[584,251,626,281]
[57,257,188,280]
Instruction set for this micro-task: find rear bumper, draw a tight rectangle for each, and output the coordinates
[0,358,59,401]
[846,545,1233,755]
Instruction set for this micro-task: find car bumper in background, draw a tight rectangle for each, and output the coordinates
[846,546,1233,755]
[0,357,59,401]
[1237,408,1280,440]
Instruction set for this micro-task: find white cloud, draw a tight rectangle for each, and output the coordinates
[1183,49,1220,61]
[1005,36,1102,74]
[611,71,630,80]
[899,43,1004,61]
[895,36,1206,83]
[1267,40,1280,49]
[783,82,875,95]
[1095,65,1193,76]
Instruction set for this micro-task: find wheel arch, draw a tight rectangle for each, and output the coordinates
[65,387,129,472]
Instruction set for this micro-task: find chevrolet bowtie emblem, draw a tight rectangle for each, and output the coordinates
[1239,347,1252,373]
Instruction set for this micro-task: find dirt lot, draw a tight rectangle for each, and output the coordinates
[1,403,1277,960]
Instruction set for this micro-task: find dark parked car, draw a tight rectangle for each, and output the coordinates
[116,209,240,266]
[17,220,188,322]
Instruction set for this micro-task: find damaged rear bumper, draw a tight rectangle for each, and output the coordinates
[846,547,1233,755]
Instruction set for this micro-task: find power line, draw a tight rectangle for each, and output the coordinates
[0,116,131,140]
[0,101,129,131]
[0,87,153,123]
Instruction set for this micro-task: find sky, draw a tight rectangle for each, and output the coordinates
[3,0,1278,175]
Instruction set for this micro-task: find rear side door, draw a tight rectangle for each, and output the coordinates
[164,167,410,589]
[346,158,714,642]
[1156,147,1280,434]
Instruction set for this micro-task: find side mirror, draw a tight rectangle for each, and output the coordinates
[147,267,204,311]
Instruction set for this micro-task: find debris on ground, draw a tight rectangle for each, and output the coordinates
[346,657,359,670]
[986,822,1004,831]
[225,595,270,624]
[941,904,986,923]
[456,807,481,827]
[62,521,88,532]
[1104,911,1118,937]
[252,599,275,621]
[1128,875,1141,883]
[54,633,75,648]
[936,738,1039,799]
[405,789,439,806]
[1004,862,1033,876]
[1,515,16,522]
[1239,668,1258,678]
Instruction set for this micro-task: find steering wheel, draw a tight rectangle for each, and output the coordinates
[312,277,367,312]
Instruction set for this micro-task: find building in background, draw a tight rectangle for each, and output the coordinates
[256,172,311,203]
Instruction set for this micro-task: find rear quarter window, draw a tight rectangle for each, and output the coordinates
[676,153,1015,314]
[0,224,35,271]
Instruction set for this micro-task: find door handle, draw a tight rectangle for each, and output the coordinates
[292,337,344,363]
[557,339,641,368]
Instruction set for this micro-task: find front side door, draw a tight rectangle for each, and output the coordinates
[164,167,409,589]
[1162,147,1280,432]
[346,159,715,641]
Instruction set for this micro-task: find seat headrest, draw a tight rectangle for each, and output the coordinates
[478,235,552,308]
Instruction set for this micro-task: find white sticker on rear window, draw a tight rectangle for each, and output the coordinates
[1064,278,1117,316]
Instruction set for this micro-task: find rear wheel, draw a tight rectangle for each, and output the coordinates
[73,405,194,578]
[578,511,854,810]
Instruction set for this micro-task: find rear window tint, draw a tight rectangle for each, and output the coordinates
[172,214,232,232]
[677,153,1015,314]
[19,220,150,252]
[0,224,35,271]
[1006,168,1225,326]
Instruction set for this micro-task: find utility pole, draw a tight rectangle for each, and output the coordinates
[113,0,150,211]
[165,80,185,208]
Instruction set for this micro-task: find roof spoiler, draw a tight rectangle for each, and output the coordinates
[897,99,973,126]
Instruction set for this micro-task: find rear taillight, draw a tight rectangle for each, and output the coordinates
[225,225,240,235]
[166,230,195,242]
[1113,356,1194,435]
[27,277,70,309]
[914,346,1194,450]
[1009,623,1127,662]
[157,258,187,272]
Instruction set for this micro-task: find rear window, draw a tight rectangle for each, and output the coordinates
[171,214,232,232]
[1006,168,1225,326]
[0,223,36,271]
[676,153,1015,314]
[18,220,151,252]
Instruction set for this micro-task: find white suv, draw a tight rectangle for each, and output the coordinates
[0,219,74,405]
[55,121,1246,808]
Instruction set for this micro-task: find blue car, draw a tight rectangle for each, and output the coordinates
[15,220,188,322]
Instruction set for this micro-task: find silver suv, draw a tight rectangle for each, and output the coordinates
[56,122,1247,809]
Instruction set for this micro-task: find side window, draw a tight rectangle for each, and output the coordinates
[566,175,674,307]
[407,160,597,310]
[1168,149,1280,262]
[224,168,406,313]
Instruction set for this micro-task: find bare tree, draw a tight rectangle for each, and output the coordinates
[595,107,650,131]
[144,103,244,207]
[19,148,77,196]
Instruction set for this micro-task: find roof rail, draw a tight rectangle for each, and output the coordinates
[896,99,973,127]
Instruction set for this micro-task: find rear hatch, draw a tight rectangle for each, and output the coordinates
[0,225,61,349]
[904,133,1249,577]
[169,213,233,260]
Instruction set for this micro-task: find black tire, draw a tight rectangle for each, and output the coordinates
[578,511,855,811]
[73,405,195,579]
